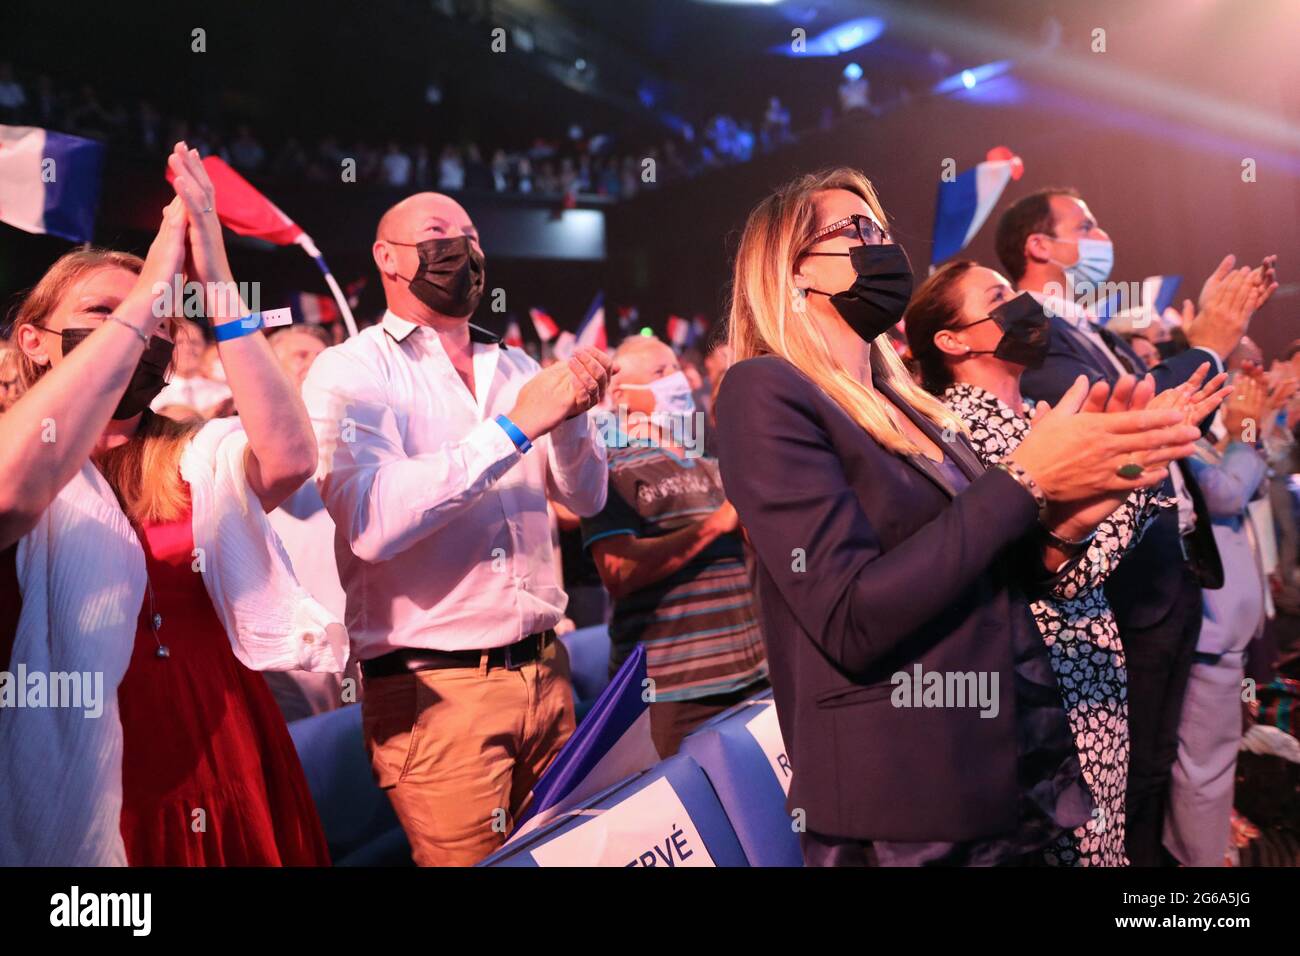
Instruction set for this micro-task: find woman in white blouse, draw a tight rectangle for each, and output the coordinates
[0,143,345,866]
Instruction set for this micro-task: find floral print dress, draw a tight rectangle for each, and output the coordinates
[940,383,1172,866]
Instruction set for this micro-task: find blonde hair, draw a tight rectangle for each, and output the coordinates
[727,166,963,454]
[10,248,199,523]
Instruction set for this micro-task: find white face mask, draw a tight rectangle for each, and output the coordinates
[1048,235,1114,287]
[621,369,696,415]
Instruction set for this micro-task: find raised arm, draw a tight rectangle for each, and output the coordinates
[542,351,610,517]
[167,143,315,511]
[0,200,188,550]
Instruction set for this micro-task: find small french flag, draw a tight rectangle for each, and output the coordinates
[666,315,690,350]
[931,146,1024,267]
[502,318,524,348]
[575,291,607,352]
[0,125,105,244]
[552,330,577,361]
[691,314,710,348]
[1097,274,1181,325]
[291,291,341,325]
[529,307,560,342]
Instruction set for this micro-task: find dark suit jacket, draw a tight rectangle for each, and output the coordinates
[714,355,1077,842]
[1020,315,1224,628]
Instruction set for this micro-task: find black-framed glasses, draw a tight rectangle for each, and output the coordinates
[804,214,890,256]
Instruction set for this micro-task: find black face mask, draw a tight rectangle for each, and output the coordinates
[808,243,914,342]
[60,327,174,420]
[958,292,1052,369]
[391,235,485,318]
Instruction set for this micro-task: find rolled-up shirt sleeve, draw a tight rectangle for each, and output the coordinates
[302,350,521,564]
[544,409,608,518]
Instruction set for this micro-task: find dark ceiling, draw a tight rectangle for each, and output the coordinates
[5,0,1293,160]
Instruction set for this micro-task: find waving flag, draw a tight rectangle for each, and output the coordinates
[576,291,607,351]
[691,314,710,348]
[508,645,658,841]
[166,155,358,337]
[0,125,105,243]
[666,315,690,350]
[1143,274,1182,316]
[931,146,1024,267]
[291,290,341,325]
[552,330,577,361]
[529,307,560,342]
[502,318,524,348]
[616,305,639,338]
[1098,274,1181,326]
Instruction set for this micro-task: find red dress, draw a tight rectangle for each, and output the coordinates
[0,499,331,866]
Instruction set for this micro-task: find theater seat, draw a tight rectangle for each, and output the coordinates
[679,689,803,866]
[559,624,612,721]
[287,704,413,866]
[480,753,750,867]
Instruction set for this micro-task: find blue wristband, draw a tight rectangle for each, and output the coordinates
[213,313,264,342]
[494,414,533,454]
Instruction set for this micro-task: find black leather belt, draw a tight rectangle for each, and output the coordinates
[361,630,556,679]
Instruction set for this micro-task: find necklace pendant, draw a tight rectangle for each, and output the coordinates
[152,612,163,630]
[155,645,171,660]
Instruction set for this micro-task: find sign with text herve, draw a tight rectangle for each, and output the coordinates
[527,776,717,868]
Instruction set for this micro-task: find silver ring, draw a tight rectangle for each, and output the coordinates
[202,205,213,214]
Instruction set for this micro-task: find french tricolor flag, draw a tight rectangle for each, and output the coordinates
[0,126,105,244]
[691,314,710,348]
[529,307,560,342]
[508,645,658,842]
[575,291,607,351]
[1097,274,1181,324]
[930,147,1024,267]
[502,318,524,348]
[666,314,690,350]
[290,290,341,325]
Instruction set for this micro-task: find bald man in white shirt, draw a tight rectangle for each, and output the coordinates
[302,192,613,865]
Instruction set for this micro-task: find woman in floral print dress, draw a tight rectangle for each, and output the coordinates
[903,260,1229,865]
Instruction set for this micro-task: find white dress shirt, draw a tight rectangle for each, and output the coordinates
[301,309,607,658]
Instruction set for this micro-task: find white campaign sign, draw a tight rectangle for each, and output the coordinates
[744,702,792,795]
[527,776,716,868]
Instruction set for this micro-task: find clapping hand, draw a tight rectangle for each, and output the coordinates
[1146,363,1232,425]
[1185,254,1279,358]
[507,347,617,440]
[166,141,241,319]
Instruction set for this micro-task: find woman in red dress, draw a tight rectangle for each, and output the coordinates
[0,143,341,866]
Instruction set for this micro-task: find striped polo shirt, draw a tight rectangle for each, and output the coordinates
[580,440,767,703]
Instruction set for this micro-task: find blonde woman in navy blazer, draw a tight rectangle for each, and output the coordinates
[714,167,1204,866]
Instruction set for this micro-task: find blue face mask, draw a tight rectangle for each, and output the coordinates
[1049,235,1114,287]
[622,370,696,415]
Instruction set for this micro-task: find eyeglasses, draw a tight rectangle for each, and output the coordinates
[804,214,890,256]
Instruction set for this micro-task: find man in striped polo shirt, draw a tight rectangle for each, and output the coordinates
[582,336,768,757]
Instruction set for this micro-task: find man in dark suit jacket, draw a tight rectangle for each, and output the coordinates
[995,187,1273,864]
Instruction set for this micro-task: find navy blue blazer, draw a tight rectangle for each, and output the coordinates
[714,355,1078,842]
[1020,315,1224,627]
[1020,313,1215,405]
